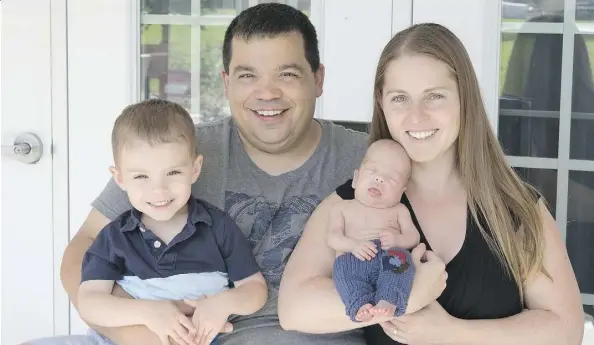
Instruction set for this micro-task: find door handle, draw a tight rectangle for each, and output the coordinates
[1,132,43,164]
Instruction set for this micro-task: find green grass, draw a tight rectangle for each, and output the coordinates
[141,24,226,95]
[142,24,225,68]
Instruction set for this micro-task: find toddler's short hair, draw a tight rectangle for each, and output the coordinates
[111,99,197,163]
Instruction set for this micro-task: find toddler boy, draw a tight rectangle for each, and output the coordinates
[77,99,267,345]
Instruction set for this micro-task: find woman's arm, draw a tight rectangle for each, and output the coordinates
[278,193,392,333]
[451,200,584,345]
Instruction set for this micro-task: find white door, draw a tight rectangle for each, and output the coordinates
[1,1,70,344]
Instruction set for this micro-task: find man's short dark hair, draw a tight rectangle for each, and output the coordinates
[222,3,320,73]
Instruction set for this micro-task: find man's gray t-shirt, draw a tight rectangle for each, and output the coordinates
[92,117,369,345]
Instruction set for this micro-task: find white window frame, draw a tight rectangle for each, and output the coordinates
[496,0,594,307]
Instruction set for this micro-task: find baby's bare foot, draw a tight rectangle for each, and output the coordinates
[355,303,374,322]
[369,300,396,317]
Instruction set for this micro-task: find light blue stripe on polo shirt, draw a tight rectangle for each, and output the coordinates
[117,271,230,300]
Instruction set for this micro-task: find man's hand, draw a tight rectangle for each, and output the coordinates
[186,296,231,345]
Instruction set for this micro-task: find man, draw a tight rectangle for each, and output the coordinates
[53,3,368,345]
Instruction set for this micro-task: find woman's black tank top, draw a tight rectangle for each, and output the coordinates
[335,180,523,344]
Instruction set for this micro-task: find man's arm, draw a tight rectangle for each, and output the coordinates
[326,203,356,253]
[60,208,111,307]
[449,200,584,345]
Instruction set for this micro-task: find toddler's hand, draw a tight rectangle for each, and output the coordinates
[187,296,229,345]
[184,297,233,333]
[352,240,378,260]
[143,300,197,345]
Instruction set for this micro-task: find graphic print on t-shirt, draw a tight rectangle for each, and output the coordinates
[225,191,321,287]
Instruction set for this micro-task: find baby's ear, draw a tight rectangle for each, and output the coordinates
[352,170,358,188]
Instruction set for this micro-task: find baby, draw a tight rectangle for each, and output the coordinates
[328,139,420,322]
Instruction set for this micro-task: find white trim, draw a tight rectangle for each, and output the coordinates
[577,23,594,34]
[391,0,413,35]
[583,293,594,306]
[141,14,234,26]
[191,0,201,116]
[506,157,594,173]
[310,0,325,61]
[500,109,594,121]
[568,160,594,172]
[507,156,558,170]
[501,21,563,34]
[555,0,577,243]
[130,1,141,102]
[502,21,594,35]
[50,0,70,335]
[312,0,325,119]
[485,0,502,131]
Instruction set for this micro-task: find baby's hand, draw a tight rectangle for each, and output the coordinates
[352,240,378,260]
[379,230,401,250]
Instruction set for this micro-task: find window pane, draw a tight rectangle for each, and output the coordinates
[141,0,194,15]
[498,32,561,158]
[502,0,564,24]
[569,34,594,160]
[139,0,311,123]
[200,25,228,122]
[576,0,594,23]
[513,167,557,217]
[140,24,191,107]
[567,170,594,295]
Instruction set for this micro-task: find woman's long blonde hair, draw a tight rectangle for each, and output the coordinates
[369,23,546,299]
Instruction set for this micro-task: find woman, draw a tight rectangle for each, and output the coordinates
[278,23,584,344]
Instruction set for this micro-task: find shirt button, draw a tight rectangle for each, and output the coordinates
[153,241,161,248]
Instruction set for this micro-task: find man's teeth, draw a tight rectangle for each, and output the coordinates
[408,130,437,140]
[149,200,172,207]
[256,110,283,116]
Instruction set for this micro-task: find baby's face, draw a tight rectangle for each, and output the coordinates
[353,141,411,208]
[110,140,202,221]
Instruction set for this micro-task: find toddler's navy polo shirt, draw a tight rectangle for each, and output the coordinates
[81,197,260,299]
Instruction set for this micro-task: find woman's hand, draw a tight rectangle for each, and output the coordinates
[380,301,460,344]
[404,244,447,314]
